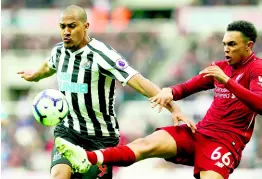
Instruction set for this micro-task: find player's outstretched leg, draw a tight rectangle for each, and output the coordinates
[56,129,178,173]
[55,137,91,173]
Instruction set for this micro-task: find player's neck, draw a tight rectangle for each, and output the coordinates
[244,51,253,59]
[79,36,91,48]
[70,37,92,52]
[233,51,254,69]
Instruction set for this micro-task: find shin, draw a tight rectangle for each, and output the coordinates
[87,130,178,166]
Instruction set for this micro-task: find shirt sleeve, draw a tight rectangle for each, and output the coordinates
[169,74,214,100]
[224,65,262,115]
[95,48,139,86]
[47,46,59,70]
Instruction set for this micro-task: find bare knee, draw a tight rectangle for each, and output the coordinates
[51,164,72,179]
[127,130,177,160]
[200,171,224,179]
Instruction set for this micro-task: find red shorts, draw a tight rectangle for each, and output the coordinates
[157,125,239,179]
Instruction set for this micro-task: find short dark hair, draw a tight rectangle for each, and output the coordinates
[227,20,257,43]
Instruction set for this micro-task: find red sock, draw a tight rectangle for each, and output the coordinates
[86,146,136,166]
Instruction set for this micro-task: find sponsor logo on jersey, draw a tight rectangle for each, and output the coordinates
[214,85,236,99]
[57,72,88,93]
[116,58,129,70]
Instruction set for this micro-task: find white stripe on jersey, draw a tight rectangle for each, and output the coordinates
[57,48,70,128]
[48,39,137,136]
[90,61,109,135]
[76,48,96,134]
[94,54,127,82]
[67,52,81,132]
[88,39,138,86]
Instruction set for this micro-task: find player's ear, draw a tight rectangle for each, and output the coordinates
[246,41,254,50]
[84,22,89,31]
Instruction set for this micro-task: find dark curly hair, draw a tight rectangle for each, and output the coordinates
[227,20,257,43]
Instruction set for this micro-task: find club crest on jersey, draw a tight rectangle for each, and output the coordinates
[235,73,243,83]
[116,58,129,70]
[80,59,91,69]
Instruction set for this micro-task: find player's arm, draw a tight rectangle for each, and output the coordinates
[170,74,214,100]
[94,45,196,131]
[18,45,59,82]
[17,59,56,82]
[149,74,214,111]
[127,74,177,111]
[127,74,162,98]
[127,73,197,132]
[200,62,262,114]
[93,46,180,112]
[224,67,262,115]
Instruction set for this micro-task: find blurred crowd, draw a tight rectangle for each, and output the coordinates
[1,32,164,76]
[192,0,260,5]
[165,33,262,86]
[2,0,261,8]
[2,0,262,176]
[2,0,96,9]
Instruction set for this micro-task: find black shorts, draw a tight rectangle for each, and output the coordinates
[51,124,119,179]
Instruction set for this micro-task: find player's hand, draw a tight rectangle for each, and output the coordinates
[17,70,39,82]
[149,88,173,113]
[171,110,197,133]
[199,62,230,84]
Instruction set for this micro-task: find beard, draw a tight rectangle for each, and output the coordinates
[64,43,78,51]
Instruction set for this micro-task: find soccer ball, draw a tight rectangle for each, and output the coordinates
[32,89,69,126]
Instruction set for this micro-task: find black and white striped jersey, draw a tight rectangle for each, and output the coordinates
[48,38,138,137]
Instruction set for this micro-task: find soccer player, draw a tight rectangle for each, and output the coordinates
[55,20,262,179]
[17,5,194,179]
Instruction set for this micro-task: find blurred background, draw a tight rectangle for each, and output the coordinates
[1,0,262,178]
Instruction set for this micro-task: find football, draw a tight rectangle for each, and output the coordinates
[32,89,69,126]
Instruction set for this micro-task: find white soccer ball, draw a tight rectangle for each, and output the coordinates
[32,89,69,126]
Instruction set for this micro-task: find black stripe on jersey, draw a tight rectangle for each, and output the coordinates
[84,52,103,136]
[61,50,70,77]
[98,73,115,136]
[108,80,115,117]
[97,65,116,79]
[109,80,119,131]
[55,46,62,69]
[70,52,88,134]
[61,50,74,129]
[100,41,125,61]
[102,43,113,50]
[87,44,129,79]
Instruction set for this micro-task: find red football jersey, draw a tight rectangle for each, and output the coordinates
[170,52,262,159]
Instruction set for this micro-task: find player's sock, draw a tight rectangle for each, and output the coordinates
[86,146,136,166]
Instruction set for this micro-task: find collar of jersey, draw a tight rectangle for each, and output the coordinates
[65,39,97,56]
[233,52,256,69]
[66,45,87,55]
[241,52,256,65]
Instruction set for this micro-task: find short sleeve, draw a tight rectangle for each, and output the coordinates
[90,43,139,86]
[48,43,62,70]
